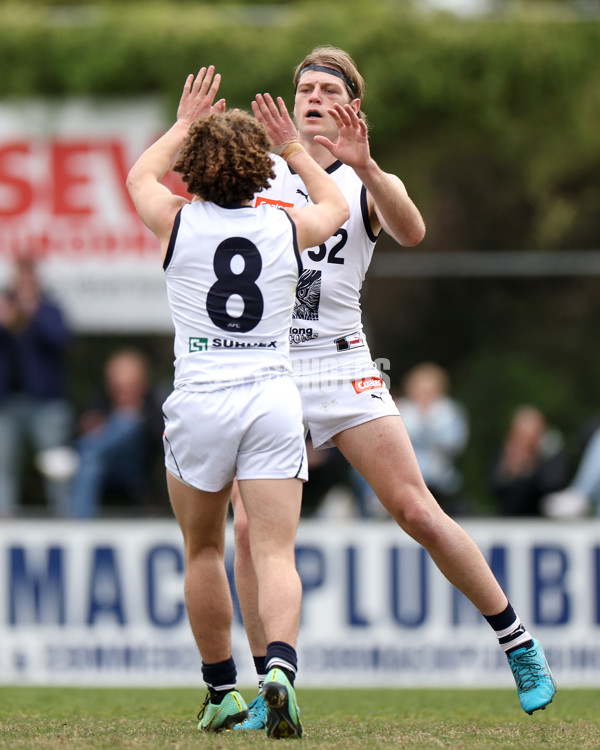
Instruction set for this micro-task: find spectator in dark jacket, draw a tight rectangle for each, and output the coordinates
[0,256,74,517]
[491,405,569,517]
[69,348,163,518]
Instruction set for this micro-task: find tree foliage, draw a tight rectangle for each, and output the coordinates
[2,2,599,250]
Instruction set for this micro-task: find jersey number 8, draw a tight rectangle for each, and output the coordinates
[206,237,264,333]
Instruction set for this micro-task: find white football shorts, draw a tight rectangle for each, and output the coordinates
[162,375,308,492]
[294,362,400,450]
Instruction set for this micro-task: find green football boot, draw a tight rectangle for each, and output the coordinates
[263,667,303,739]
[197,689,248,732]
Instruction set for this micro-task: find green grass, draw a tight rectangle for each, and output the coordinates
[0,686,598,749]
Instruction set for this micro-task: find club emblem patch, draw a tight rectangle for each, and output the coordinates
[293,269,321,321]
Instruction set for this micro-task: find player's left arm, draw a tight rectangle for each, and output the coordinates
[315,103,426,247]
[359,163,426,247]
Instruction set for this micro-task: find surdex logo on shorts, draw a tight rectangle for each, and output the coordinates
[352,376,384,394]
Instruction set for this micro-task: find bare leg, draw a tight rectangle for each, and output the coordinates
[237,477,303,645]
[232,479,268,655]
[334,416,508,616]
[167,471,233,662]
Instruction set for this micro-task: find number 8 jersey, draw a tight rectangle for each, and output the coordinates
[163,200,302,391]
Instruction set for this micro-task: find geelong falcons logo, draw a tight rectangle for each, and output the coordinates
[293,269,321,320]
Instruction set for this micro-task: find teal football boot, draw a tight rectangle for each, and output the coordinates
[233,692,268,730]
[507,638,557,715]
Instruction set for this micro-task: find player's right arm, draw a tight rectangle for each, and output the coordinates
[125,118,190,250]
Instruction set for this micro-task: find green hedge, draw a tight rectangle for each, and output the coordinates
[2,2,600,251]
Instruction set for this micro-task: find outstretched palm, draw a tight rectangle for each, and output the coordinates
[177,65,226,127]
[252,93,299,154]
[314,103,371,170]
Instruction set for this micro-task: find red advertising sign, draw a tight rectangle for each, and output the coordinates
[0,99,182,332]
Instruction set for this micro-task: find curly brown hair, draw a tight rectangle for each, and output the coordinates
[172,110,275,205]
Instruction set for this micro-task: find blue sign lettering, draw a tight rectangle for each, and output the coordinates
[9,546,65,625]
[390,547,427,627]
[593,547,600,625]
[146,545,185,628]
[87,547,125,626]
[533,546,569,625]
[346,546,370,627]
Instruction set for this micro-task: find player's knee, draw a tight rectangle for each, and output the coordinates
[389,487,446,547]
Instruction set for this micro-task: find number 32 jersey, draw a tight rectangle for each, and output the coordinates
[164,200,301,391]
[255,155,379,366]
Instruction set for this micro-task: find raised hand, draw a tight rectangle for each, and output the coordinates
[177,65,226,127]
[252,93,299,154]
[314,103,371,170]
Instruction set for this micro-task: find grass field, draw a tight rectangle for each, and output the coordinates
[1,686,599,749]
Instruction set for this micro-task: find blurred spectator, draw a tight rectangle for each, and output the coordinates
[491,405,569,517]
[394,362,470,515]
[0,256,74,517]
[69,348,163,518]
[542,414,600,519]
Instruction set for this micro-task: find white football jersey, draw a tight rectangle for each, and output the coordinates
[254,155,379,369]
[164,200,301,391]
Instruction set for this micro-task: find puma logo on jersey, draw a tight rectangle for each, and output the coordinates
[352,377,384,394]
[296,188,309,203]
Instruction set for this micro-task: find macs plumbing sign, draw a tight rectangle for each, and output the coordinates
[0,98,181,332]
[1,518,600,687]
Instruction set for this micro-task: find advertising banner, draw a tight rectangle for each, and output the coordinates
[0,518,598,687]
[0,98,176,332]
